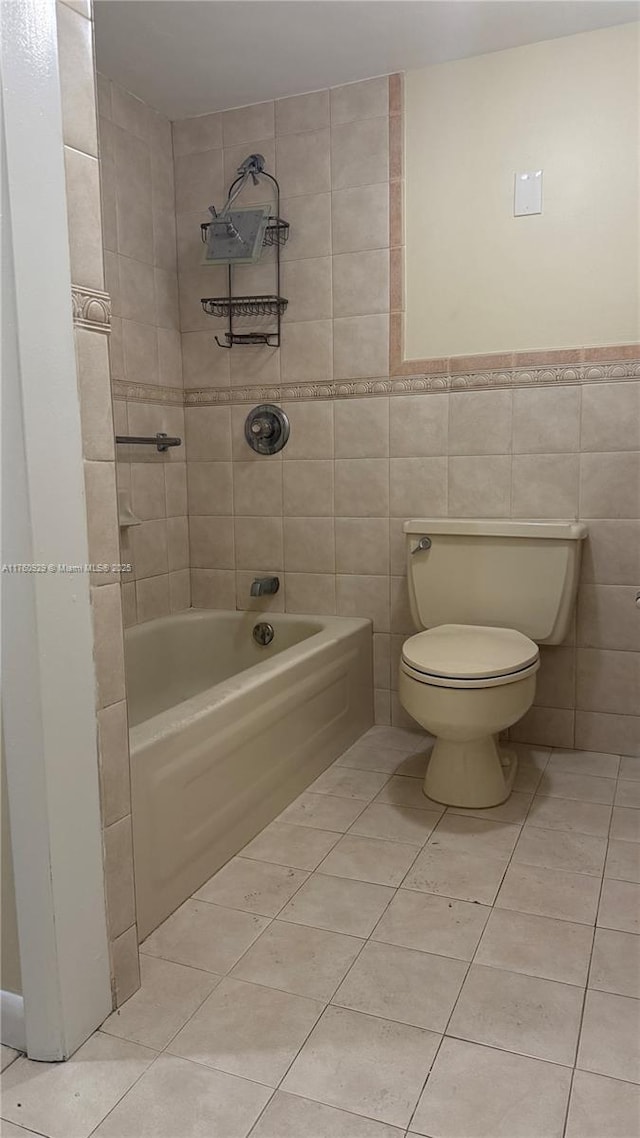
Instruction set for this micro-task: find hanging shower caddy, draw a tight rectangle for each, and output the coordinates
[200,156,289,348]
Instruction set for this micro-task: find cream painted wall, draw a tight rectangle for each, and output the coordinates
[404,23,640,360]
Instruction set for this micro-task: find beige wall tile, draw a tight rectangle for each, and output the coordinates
[176,209,210,273]
[337,574,390,631]
[333,314,389,379]
[234,461,283,516]
[157,328,183,387]
[389,456,448,518]
[335,397,389,458]
[169,569,191,612]
[167,516,189,571]
[121,580,137,628]
[235,516,283,570]
[165,464,188,517]
[111,82,151,141]
[511,454,579,519]
[335,517,389,575]
[577,649,640,715]
[276,128,331,195]
[127,405,185,463]
[191,568,236,609]
[185,462,233,516]
[335,458,389,517]
[373,632,391,690]
[131,519,169,579]
[535,647,577,710]
[330,77,389,124]
[113,126,153,263]
[136,574,170,622]
[174,149,224,214]
[390,575,415,635]
[221,100,274,146]
[332,184,389,254]
[513,387,581,453]
[56,1,98,157]
[230,343,281,388]
[449,390,512,456]
[581,382,640,451]
[282,257,332,323]
[390,518,407,576]
[182,331,231,389]
[190,516,234,569]
[96,72,112,120]
[448,456,511,517]
[578,586,640,652]
[375,688,392,725]
[155,268,180,329]
[280,193,332,261]
[172,113,222,156]
[185,406,232,460]
[281,320,333,383]
[333,250,389,318]
[223,140,276,204]
[84,461,120,582]
[91,583,126,708]
[111,925,141,1006]
[581,520,640,585]
[580,452,640,518]
[64,147,104,289]
[104,816,136,938]
[284,517,335,572]
[97,700,131,828]
[331,118,389,189]
[75,329,115,461]
[390,393,448,458]
[276,90,329,135]
[179,266,228,332]
[284,573,336,614]
[130,463,166,520]
[575,712,640,758]
[122,319,159,386]
[282,401,334,459]
[283,461,334,516]
[510,707,575,749]
[153,209,177,273]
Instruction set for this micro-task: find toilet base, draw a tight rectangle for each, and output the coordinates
[424,736,517,808]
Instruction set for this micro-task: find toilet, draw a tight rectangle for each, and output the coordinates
[399,519,587,808]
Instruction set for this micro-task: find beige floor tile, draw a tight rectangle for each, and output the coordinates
[332,941,467,1032]
[168,976,323,1087]
[231,919,364,1001]
[279,872,395,937]
[309,766,390,801]
[548,749,620,779]
[0,1045,20,1072]
[475,908,593,986]
[605,838,640,883]
[525,796,612,837]
[578,989,640,1083]
[513,826,607,876]
[250,1091,405,1137]
[282,1005,441,1129]
[318,834,418,887]
[100,954,220,1050]
[92,1053,271,1138]
[374,775,444,812]
[349,803,440,846]
[371,889,490,961]
[448,964,583,1065]
[410,1037,572,1138]
[404,846,509,905]
[610,806,640,843]
[0,1033,155,1138]
[565,1070,640,1138]
[193,857,308,915]
[0,1123,44,1137]
[496,862,601,924]
[619,755,640,781]
[537,769,616,805]
[429,815,520,860]
[589,927,640,999]
[140,899,269,973]
[598,878,640,933]
[615,779,640,808]
[394,750,432,778]
[335,739,420,775]
[448,791,533,824]
[513,763,546,794]
[364,726,428,754]
[278,792,366,831]
[240,821,341,869]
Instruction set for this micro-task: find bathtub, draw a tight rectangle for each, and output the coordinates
[126,609,373,938]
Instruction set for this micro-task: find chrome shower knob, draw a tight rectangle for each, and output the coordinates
[245,404,290,454]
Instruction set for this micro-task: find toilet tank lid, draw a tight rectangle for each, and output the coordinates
[403,519,588,540]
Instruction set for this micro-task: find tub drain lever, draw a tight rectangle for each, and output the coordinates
[253,622,275,646]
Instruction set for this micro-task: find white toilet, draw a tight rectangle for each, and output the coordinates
[399,519,587,808]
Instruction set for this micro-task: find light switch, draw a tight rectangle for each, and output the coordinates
[514,170,543,216]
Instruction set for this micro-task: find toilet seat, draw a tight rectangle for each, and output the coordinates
[401,624,540,689]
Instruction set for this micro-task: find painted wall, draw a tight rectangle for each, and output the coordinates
[404,23,640,360]
[1,745,22,997]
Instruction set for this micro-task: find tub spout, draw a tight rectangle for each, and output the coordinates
[250,576,280,597]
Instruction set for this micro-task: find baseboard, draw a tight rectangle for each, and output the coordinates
[1,989,26,1051]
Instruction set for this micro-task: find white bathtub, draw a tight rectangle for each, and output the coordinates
[126,609,373,938]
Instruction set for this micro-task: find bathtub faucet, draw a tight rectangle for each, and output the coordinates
[250,576,280,597]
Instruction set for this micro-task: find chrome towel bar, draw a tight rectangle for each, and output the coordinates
[115,433,182,452]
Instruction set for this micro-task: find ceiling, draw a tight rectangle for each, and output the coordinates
[94,1,639,120]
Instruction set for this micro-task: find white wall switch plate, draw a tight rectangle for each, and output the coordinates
[514,170,543,216]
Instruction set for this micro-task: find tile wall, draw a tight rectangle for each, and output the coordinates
[56,0,139,1004]
[96,73,189,626]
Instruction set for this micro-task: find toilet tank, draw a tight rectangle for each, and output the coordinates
[405,519,588,645]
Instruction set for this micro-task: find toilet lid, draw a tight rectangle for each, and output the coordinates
[402,624,539,680]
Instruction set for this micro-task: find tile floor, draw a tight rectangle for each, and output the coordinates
[2,727,640,1138]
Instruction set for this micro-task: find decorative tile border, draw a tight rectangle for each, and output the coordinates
[72,285,111,333]
[112,380,184,405]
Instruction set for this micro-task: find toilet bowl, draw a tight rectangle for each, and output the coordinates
[399,624,539,807]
